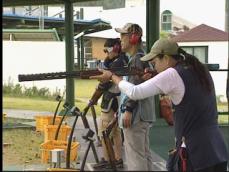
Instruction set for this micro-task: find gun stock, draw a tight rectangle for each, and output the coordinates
[106,115,118,136]
[100,115,119,170]
[102,129,117,170]
[88,87,104,106]
[18,67,157,82]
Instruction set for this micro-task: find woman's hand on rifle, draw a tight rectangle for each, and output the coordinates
[141,67,154,81]
[90,68,112,82]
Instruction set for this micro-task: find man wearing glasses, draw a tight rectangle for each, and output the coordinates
[93,38,128,169]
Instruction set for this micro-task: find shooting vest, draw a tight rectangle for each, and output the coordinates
[101,53,128,113]
[173,64,228,170]
[118,49,156,128]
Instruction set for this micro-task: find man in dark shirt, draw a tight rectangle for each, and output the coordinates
[93,38,128,169]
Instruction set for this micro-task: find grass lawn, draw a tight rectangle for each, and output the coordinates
[3,79,101,115]
[3,96,101,116]
[74,79,100,98]
[3,118,44,165]
[3,129,43,165]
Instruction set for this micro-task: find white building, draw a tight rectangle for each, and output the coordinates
[171,24,228,101]
[3,41,67,93]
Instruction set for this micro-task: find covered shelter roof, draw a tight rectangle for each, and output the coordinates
[3,13,112,40]
[3,0,97,7]
[3,28,60,41]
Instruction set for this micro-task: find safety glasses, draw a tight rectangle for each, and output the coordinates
[103,47,113,53]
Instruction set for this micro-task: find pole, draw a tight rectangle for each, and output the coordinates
[65,1,75,108]
[146,0,160,118]
[146,0,160,151]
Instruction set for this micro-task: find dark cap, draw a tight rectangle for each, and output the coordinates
[104,38,121,47]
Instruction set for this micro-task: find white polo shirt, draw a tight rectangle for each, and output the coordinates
[118,67,185,105]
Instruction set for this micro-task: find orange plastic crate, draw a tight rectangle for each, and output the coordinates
[44,125,72,142]
[40,140,80,164]
[35,115,62,132]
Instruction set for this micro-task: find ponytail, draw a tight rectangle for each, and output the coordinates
[177,48,212,92]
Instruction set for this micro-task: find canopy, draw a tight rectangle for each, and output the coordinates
[3,13,112,40]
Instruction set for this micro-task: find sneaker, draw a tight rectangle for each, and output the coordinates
[93,158,109,169]
[115,159,124,168]
[105,159,124,169]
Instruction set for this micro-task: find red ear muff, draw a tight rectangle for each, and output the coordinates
[112,43,121,53]
[129,33,140,45]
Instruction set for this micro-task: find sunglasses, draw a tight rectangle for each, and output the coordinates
[103,47,113,53]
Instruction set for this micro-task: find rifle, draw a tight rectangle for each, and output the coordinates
[88,85,104,106]
[101,115,119,171]
[18,67,157,82]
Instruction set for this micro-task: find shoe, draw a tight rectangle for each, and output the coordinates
[115,159,124,168]
[105,159,124,169]
[93,158,109,169]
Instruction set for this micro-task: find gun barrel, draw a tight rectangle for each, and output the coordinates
[18,70,101,82]
[18,67,145,82]
[18,72,74,82]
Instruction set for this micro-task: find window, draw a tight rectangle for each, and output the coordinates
[162,15,171,23]
[161,10,172,32]
[181,46,208,63]
[84,39,93,60]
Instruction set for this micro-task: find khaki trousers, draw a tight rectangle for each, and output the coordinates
[98,110,122,161]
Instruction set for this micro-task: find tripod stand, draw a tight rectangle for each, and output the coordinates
[66,106,99,169]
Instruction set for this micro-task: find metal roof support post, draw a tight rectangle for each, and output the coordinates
[65,0,75,109]
[80,8,84,70]
[146,0,161,152]
[77,39,81,70]
[146,0,160,118]
[80,36,84,70]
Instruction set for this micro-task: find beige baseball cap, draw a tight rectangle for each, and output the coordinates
[115,23,142,35]
[141,38,179,61]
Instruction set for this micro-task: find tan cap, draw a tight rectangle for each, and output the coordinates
[115,23,142,35]
[141,38,179,61]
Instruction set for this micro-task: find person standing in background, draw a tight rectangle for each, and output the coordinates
[110,23,155,171]
[93,38,128,169]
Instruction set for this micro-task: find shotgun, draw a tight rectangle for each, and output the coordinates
[101,115,119,170]
[18,67,157,82]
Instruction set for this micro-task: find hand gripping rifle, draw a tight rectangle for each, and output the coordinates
[18,67,158,82]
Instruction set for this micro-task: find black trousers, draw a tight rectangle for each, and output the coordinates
[195,161,228,172]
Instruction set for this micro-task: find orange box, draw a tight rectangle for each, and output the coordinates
[44,125,72,142]
[35,115,62,132]
[40,140,80,164]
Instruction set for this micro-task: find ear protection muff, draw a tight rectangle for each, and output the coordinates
[129,24,142,45]
[129,32,140,45]
[112,43,121,53]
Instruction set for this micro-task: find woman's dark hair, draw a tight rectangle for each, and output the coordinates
[170,48,212,92]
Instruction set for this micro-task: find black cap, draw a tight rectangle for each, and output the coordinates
[104,38,121,47]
